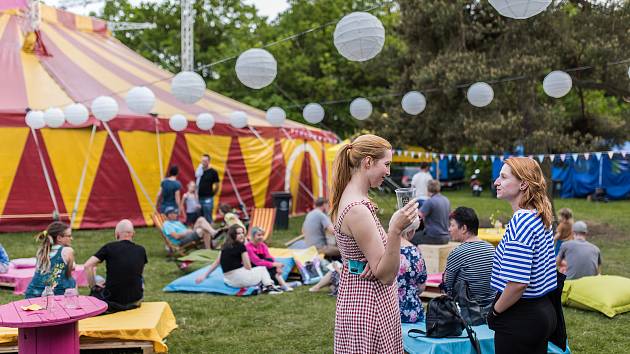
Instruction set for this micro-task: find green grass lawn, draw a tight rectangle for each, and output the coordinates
[0,190,628,353]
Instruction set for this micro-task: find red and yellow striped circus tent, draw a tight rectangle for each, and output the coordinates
[0,5,338,232]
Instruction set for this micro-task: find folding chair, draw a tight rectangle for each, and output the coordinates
[246,208,276,241]
[151,213,199,258]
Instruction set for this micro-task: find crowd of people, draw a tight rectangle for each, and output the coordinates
[9,141,606,353]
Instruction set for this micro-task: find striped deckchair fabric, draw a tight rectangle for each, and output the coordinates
[247,208,276,241]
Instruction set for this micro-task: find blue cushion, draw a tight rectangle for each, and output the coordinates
[163,257,294,296]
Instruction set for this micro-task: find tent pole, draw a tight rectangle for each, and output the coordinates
[155,117,164,179]
[103,122,156,212]
[70,124,97,228]
[225,168,249,220]
[31,128,60,219]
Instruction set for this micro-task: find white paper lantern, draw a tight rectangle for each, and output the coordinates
[401,91,427,115]
[196,113,215,130]
[349,97,373,120]
[43,107,65,128]
[171,71,205,104]
[235,49,277,89]
[543,71,572,98]
[266,107,286,127]
[64,103,89,126]
[333,12,385,62]
[126,86,155,114]
[303,103,325,124]
[169,114,188,132]
[230,111,248,129]
[467,82,494,107]
[91,96,119,122]
[25,110,46,129]
[489,0,552,19]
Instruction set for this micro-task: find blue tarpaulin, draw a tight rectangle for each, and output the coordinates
[491,156,630,200]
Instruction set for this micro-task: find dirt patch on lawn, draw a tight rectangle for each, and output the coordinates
[585,221,626,242]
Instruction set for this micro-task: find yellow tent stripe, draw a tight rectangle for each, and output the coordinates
[119,131,177,225]
[238,137,274,208]
[39,5,59,25]
[185,134,232,216]
[41,128,108,228]
[0,128,30,215]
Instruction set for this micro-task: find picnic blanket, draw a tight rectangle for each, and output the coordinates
[163,257,294,296]
[402,322,570,354]
[0,264,89,295]
[0,302,177,353]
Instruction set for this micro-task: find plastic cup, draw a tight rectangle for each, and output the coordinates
[395,187,416,209]
[64,288,79,309]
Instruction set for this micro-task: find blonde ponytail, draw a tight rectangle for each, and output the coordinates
[330,135,392,220]
[34,222,70,273]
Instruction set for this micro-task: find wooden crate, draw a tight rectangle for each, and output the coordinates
[418,242,459,274]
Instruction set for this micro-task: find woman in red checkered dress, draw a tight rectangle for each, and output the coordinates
[330,135,419,354]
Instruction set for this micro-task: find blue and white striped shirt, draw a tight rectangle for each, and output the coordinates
[491,209,557,298]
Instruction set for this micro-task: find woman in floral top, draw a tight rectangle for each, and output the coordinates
[397,227,428,323]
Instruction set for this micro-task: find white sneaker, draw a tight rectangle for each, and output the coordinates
[262,285,283,295]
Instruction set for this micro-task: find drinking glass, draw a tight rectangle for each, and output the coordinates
[64,288,79,309]
[395,187,416,209]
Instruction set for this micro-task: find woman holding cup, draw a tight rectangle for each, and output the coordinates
[330,134,418,353]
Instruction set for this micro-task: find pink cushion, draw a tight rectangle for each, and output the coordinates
[9,258,36,269]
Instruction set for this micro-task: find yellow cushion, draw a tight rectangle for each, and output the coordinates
[562,275,630,318]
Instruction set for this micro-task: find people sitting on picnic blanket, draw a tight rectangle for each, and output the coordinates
[397,219,427,323]
[302,197,340,259]
[309,260,341,295]
[557,220,602,280]
[162,206,217,249]
[195,224,284,294]
[443,207,496,309]
[24,221,76,298]
[245,226,293,291]
[181,181,201,227]
[554,207,574,255]
[84,219,147,313]
[0,243,9,273]
[218,203,245,229]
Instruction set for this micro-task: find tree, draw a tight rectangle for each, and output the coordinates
[376,0,630,154]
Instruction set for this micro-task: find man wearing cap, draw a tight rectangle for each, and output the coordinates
[162,206,217,249]
[557,220,602,280]
[302,197,339,258]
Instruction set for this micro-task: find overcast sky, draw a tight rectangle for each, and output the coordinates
[47,0,289,20]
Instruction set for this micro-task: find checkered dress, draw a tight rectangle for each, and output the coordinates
[334,200,403,354]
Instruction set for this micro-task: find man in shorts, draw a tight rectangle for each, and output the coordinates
[162,206,217,249]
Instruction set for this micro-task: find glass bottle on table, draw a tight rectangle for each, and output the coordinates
[42,285,54,310]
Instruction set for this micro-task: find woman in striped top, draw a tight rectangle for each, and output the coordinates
[488,157,557,354]
[443,207,495,308]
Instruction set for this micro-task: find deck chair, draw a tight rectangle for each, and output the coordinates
[151,212,199,257]
[247,208,276,241]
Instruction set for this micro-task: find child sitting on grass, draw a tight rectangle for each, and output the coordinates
[246,227,293,291]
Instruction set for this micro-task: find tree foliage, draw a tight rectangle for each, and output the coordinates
[100,0,629,152]
[376,0,630,153]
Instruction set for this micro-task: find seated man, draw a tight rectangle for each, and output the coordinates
[557,221,602,280]
[444,207,495,309]
[412,180,451,245]
[84,220,147,313]
[162,206,217,249]
[302,197,340,259]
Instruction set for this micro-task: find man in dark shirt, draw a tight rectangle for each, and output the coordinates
[195,154,220,223]
[84,219,147,313]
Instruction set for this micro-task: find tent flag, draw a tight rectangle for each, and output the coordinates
[594,152,602,161]
[550,154,556,161]
[584,153,590,160]
[572,153,579,161]
[537,154,545,163]
[607,151,614,159]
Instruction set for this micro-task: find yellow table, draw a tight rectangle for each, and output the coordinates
[478,228,506,247]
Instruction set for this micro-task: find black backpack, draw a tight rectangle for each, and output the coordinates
[453,279,493,326]
[408,295,481,354]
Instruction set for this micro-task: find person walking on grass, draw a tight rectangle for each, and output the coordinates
[330,134,418,354]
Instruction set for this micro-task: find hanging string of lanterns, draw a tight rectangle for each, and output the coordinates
[27,5,627,134]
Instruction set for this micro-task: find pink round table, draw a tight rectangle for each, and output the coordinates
[0,295,107,354]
